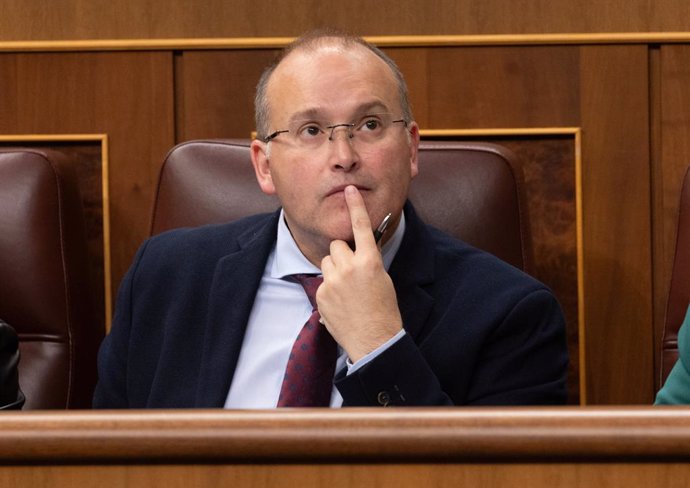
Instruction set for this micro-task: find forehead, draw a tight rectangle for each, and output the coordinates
[266,42,400,123]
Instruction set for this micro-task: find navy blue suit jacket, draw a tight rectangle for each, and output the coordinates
[94,203,568,408]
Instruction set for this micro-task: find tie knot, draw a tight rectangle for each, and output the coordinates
[290,274,323,310]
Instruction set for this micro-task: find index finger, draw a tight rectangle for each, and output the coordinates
[344,185,377,252]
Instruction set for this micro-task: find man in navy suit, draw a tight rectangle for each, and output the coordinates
[94,31,568,408]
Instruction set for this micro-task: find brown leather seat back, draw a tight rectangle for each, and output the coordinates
[660,166,690,384]
[409,141,531,271]
[0,149,102,409]
[151,140,279,234]
[151,139,531,271]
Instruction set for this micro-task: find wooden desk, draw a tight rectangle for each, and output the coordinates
[2,407,690,487]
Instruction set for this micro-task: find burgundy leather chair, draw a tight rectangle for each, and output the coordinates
[0,148,103,409]
[660,166,690,385]
[151,139,532,272]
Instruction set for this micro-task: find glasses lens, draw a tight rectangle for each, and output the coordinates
[353,114,392,143]
[289,121,328,149]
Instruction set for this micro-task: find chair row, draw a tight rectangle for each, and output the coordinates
[1,140,687,408]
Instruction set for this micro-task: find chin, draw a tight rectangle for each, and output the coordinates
[322,223,354,243]
[321,213,354,237]
[330,230,356,244]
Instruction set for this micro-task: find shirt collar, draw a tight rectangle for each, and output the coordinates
[271,209,405,279]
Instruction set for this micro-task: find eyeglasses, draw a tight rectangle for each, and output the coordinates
[263,113,407,149]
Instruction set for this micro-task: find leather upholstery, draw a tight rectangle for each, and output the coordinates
[151,139,532,272]
[660,166,690,384]
[0,149,102,409]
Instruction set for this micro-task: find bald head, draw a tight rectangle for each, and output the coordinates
[254,32,413,141]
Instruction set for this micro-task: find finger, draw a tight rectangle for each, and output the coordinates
[344,185,377,252]
[320,255,334,277]
[328,239,353,266]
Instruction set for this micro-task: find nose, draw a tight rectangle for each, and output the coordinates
[328,129,359,172]
[327,123,355,141]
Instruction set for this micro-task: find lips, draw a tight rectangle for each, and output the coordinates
[325,184,370,197]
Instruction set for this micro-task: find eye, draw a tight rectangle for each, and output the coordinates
[297,123,325,139]
[359,116,384,132]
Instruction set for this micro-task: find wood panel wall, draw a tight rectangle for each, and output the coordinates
[1,0,690,40]
[2,31,690,405]
[0,52,175,295]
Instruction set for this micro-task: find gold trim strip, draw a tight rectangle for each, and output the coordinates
[0,134,108,142]
[0,134,112,332]
[421,127,581,137]
[574,128,586,406]
[2,32,690,52]
[100,136,112,331]
[372,32,690,46]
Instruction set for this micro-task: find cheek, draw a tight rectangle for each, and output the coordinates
[378,157,414,203]
[372,141,415,176]
[380,156,413,186]
[269,161,295,190]
[271,166,314,207]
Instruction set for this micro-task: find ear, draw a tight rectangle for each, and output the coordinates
[250,139,277,195]
[407,122,421,179]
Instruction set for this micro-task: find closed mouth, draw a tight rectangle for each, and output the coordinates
[325,184,369,197]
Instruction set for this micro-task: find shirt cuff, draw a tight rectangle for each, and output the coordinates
[345,329,407,375]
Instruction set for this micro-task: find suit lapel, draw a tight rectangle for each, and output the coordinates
[389,202,436,342]
[194,212,280,407]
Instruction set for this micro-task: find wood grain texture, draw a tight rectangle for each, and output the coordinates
[495,137,580,403]
[2,0,690,40]
[0,52,175,300]
[177,46,580,138]
[3,408,690,461]
[390,46,580,128]
[3,463,690,488]
[579,45,653,403]
[176,50,278,141]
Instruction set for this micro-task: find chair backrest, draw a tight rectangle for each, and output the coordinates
[151,139,532,271]
[660,166,690,384]
[0,148,102,409]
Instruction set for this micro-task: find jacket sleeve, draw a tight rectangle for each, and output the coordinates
[335,332,453,406]
[0,319,24,410]
[655,305,690,405]
[335,288,569,406]
[92,241,149,409]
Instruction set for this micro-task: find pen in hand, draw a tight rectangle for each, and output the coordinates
[373,212,392,244]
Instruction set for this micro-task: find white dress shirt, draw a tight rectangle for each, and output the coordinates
[224,210,406,408]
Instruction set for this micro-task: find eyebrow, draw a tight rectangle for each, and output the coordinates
[287,101,392,124]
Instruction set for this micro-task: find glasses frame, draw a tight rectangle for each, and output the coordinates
[263,115,408,144]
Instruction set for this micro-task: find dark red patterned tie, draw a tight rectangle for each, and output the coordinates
[277,274,337,407]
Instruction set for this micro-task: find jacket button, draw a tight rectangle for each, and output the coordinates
[377,391,390,406]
